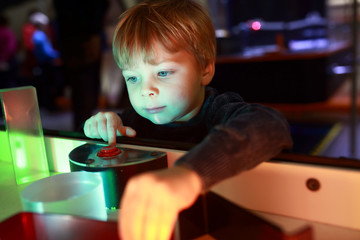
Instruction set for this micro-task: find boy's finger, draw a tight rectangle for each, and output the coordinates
[107,116,117,145]
[118,126,127,136]
[90,119,99,138]
[118,126,136,137]
[97,119,108,142]
[107,128,116,146]
[126,127,136,137]
[83,119,90,137]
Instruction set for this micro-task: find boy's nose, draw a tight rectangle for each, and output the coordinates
[141,78,158,97]
[142,90,156,97]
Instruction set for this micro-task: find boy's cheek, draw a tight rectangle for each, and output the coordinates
[128,94,139,108]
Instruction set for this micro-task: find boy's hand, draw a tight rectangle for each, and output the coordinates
[84,112,136,145]
[119,166,202,240]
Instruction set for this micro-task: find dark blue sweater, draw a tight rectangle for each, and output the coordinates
[120,88,293,190]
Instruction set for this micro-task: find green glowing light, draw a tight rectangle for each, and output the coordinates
[1,86,50,184]
[8,132,49,184]
[0,130,12,163]
[45,137,86,173]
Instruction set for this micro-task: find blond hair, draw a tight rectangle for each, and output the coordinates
[113,0,216,70]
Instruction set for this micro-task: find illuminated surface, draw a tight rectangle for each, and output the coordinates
[21,172,107,221]
[44,136,85,173]
[0,212,118,239]
[0,87,49,184]
[8,133,49,184]
[0,135,360,239]
[0,130,11,163]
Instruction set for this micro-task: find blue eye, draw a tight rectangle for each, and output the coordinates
[158,71,172,77]
[126,76,138,83]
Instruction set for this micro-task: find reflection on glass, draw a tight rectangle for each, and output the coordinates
[0,86,49,184]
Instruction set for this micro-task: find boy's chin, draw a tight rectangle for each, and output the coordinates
[144,113,190,125]
[146,115,173,125]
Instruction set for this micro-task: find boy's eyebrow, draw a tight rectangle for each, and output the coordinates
[149,50,183,66]
[150,56,181,66]
[122,51,183,70]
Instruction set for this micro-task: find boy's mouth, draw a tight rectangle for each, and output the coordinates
[145,106,166,114]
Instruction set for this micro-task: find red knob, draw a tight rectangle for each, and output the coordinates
[97,146,122,157]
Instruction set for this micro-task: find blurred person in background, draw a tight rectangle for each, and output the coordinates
[20,9,37,82]
[30,11,63,111]
[53,0,109,130]
[0,14,18,89]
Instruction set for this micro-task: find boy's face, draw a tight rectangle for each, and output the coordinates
[122,43,212,125]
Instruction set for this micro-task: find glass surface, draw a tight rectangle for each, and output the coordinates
[0,212,117,240]
[0,86,49,184]
[20,171,107,221]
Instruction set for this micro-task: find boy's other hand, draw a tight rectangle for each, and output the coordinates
[84,112,136,145]
[119,166,202,240]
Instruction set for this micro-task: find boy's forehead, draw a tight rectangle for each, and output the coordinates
[123,44,190,69]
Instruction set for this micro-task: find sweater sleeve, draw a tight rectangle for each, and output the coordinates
[174,102,293,191]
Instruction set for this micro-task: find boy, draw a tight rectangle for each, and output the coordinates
[84,0,293,239]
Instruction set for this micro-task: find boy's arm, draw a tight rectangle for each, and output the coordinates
[117,99,292,240]
[118,103,292,240]
[175,103,293,190]
[119,165,202,240]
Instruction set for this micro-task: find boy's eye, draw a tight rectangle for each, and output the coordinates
[126,76,138,83]
[158,71,172,77]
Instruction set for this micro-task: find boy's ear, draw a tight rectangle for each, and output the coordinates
[201,61,215,86]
